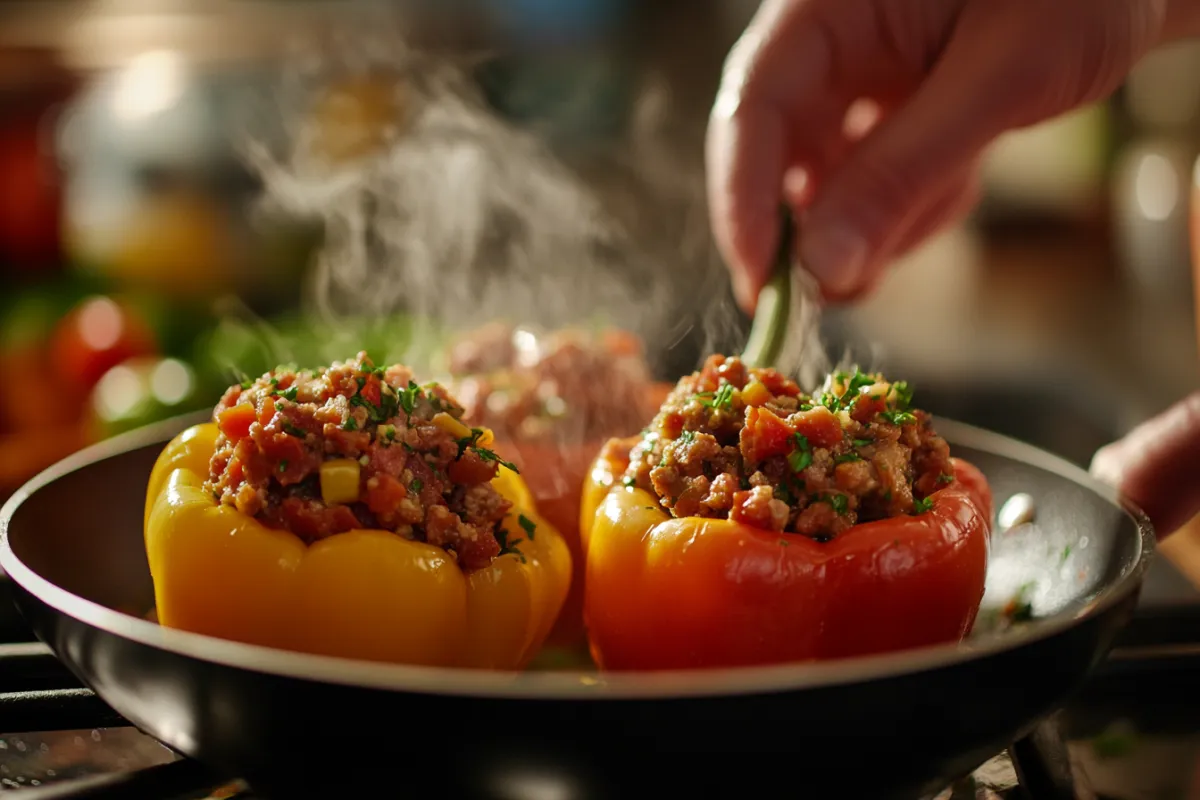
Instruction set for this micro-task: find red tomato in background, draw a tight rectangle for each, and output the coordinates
[0,107,63,271]
[50,296,158,393]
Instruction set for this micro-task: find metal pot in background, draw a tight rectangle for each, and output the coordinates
[1111,41,1200,309]
[55,50,318,310]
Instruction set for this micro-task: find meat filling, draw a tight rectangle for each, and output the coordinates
[446,323,661,445]
[205,352,526,571]
[623,355,955,540]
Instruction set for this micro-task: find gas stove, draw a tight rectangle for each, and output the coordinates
[0,556,1196,800]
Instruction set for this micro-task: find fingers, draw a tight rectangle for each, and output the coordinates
[706,0,834,311]
[888,162,983,259]
[796,23,1028,297]
[1091,392,1200,539]
[815,165,981,304]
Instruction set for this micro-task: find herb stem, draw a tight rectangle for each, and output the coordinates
[742,207,796,370]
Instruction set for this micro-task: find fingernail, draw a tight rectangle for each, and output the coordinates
[799,222,868,295]
[1089,444,1122,487]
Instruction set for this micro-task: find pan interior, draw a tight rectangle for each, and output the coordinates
[0,417,1150,695]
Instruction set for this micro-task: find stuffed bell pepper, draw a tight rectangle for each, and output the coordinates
[446,323,670,646]
[144,352,571,669]
[581,355,993,671]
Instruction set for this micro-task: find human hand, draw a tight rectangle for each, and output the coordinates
[707,0,1200,310]
[1092,392,1200,539]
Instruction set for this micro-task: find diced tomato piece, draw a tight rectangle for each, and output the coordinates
[448,450,499,485]
[217,403,257,440]
[757,369,802,397]
[740,406,796,463]
[279,498,359,541]
[716,359,748,388]
[365,473,407,515]
[360,378,381,407]
[850,392,888,423]
[257,401,276,428]
[696,354,725,392]
[792,406,843,448]
[261,434,312,485]
[456,528,501,572]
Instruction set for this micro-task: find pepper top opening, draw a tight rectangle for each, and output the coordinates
[623,355,957,540]
[205,351,531,571]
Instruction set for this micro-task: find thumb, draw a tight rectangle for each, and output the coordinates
[1091,392,1200,539]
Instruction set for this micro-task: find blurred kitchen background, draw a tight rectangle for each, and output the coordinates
[0,0,1198,577]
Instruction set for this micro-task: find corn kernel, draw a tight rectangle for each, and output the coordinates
[476,427,495,447]
[432,412,472,440]
[741,380,771,408]
[320,458,361,506]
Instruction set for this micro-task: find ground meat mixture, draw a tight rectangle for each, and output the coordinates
[205,352,525,571]
[446,323,662,445]
[623,355,956,540]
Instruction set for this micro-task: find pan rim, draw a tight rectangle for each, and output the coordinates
[0,412,1155,700]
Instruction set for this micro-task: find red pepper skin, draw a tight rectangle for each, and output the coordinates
[580,440,992,671]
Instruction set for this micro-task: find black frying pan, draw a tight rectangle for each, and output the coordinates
[0,411,1153,799]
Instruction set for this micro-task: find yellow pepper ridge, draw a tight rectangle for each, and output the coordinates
[144,423,572,670]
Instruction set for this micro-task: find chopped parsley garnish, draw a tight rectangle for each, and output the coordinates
[454,429,517,471]
[678,430,696,447]
[891,380,913,410]
[518,514,537,539]
[282,423,306,438]
[881,409,916,426]
[622,476,636,488]
[474,447,519,473]
[278,460,288,473]
[280,386,299,402]
[275,402,285,412]
[834,452,862,463]
[852,438,872,447]
[495,527,526,562]
[827,493,849,515]
[342,417,358,431]
[349,380,402,424]
[1006,582,1036,622]
[456,429,483,455]
[411,477,423,492]
[937,473,954,484]
[912,496,934,514]
[787,432,812,473]
[699,382,735,410]
[398,380,420,416]
[845,368,875,397]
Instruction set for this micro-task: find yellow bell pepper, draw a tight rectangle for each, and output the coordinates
[144,422,572,670]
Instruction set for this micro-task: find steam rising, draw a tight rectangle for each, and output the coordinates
[234,12,828,387]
